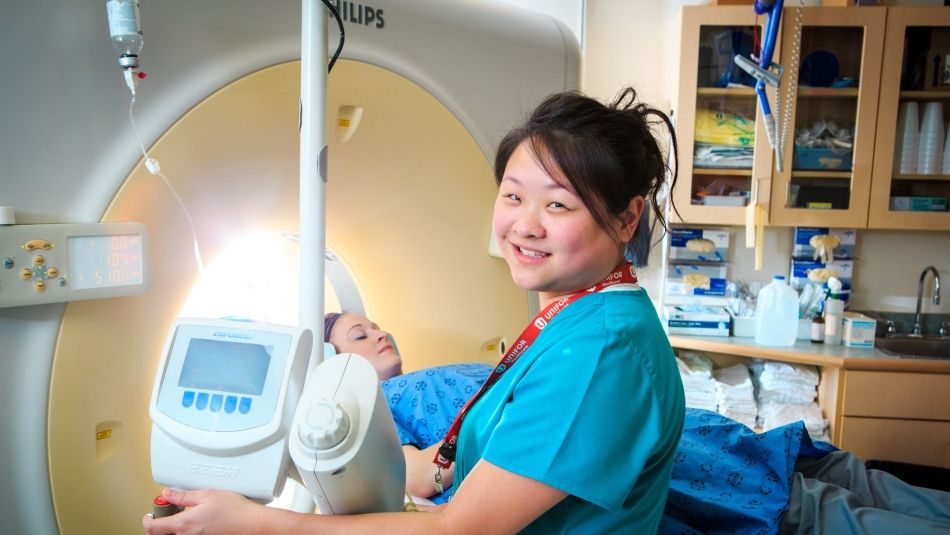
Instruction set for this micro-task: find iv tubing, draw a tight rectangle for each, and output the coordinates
[128,95,205,273]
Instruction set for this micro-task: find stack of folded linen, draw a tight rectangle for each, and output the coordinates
[712,364,757,428]
[757,401,828,442]
[675,351,718,412]
[749,360,828,441]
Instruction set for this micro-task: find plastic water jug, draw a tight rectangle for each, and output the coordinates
[754,275,799,346]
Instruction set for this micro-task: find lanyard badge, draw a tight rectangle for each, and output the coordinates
[434,263,637,469]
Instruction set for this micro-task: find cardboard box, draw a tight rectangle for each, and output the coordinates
[731,314,756,337]
[667,263,728,297]
[793,146,853,171]
[793,227,857,259]
[669,228,730,262]
[789,258,853,290]
[665,305,730,337]
[889,196,949,212]
[842,312,876,348]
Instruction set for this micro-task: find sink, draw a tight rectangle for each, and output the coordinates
[875,335,950,359]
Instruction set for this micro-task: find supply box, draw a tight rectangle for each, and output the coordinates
[792,227,856,259]
[889,196,948,212]
[667,264,728,297]
[669,228,730,262]
[793,146,853,171]
[789,258,853,290]
[664,305,730,337]
[841,312,876,348]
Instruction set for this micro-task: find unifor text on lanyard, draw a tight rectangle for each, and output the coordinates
[432,263,638,486]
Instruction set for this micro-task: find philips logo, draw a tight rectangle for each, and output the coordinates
[186,462,240,479]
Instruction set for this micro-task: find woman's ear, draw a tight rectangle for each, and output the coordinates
[618,196,645,243]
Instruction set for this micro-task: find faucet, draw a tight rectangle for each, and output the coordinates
[913,266,941,336]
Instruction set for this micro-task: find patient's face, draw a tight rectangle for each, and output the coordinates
[329,313,403,380]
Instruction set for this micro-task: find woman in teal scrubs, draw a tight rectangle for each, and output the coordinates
[143,87,685,534]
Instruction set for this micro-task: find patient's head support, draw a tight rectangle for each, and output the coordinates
[493,88,679,264]
[324,312,403,380]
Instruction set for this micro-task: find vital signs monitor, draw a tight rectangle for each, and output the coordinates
[149,317,312,500]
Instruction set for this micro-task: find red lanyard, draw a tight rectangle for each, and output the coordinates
[434,263,638,469]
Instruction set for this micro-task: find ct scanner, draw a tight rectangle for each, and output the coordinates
[0,1,579,533]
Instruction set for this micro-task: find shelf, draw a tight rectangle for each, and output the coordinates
[697,87,756,96]
[899,90,950,100]
[791,170,853,179]
[693,167,753,176]
[798,87,860,98]
[893,173,950,181]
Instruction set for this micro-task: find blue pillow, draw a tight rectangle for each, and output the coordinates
[381,363,491,503]
[382,363,491,448]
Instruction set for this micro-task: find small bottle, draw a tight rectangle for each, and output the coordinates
[810,314,825,343]
[823,293,845,345]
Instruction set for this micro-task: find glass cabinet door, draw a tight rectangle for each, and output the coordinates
[769,7,885,228]
[869,7,950,231]
[673,6,774,225]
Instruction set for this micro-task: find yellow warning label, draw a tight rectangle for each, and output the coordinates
[96,429,112,441]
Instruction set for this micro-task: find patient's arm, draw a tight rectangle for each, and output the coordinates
[403,442,454,498]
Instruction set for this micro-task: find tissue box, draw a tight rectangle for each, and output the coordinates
[669,228,730,262]
[789,258,853,290]
[665,305,730,337]
[793,227,856,259]
[667,264,728,297]
[842,312,876,348]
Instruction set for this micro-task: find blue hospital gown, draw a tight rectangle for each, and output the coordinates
[381,362,492,503]
[659,408,833,535]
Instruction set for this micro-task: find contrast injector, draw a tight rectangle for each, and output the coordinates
[105,0,145,95]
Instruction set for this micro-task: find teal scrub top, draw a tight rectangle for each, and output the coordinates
[454,288,685,534]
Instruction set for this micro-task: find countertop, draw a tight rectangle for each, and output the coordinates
[668,335,950,373]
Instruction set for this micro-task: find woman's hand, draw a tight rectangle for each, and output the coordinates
[142,488,267,535]
[403,443,454,498]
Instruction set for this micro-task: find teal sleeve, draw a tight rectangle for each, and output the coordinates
[480,319,674,512]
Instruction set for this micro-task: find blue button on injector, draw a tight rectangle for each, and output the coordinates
[210,394,223,412]
[238,397,252,414]
[181,391,195,408]
[195,392,209,410]
[224,396,237,414]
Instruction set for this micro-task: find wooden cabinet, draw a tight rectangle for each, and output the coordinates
[673,6,774,225]
[868,7,950,231]
[674,5,950,230]
[837,370,950,467]
[768,7,885,227]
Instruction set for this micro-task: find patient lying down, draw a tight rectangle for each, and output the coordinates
[324,312,488,504]
[325,312,950,533]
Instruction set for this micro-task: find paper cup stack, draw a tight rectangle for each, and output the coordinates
[917,101,944,175]
[943,120,950,175]
[894,101,918,175]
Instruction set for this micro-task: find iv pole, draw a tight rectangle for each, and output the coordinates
[291,0,327,513]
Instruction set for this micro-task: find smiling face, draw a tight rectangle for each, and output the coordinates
[328,313,402,380]
[492,140,642,308]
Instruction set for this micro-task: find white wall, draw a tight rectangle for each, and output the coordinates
[582,0,950,315]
